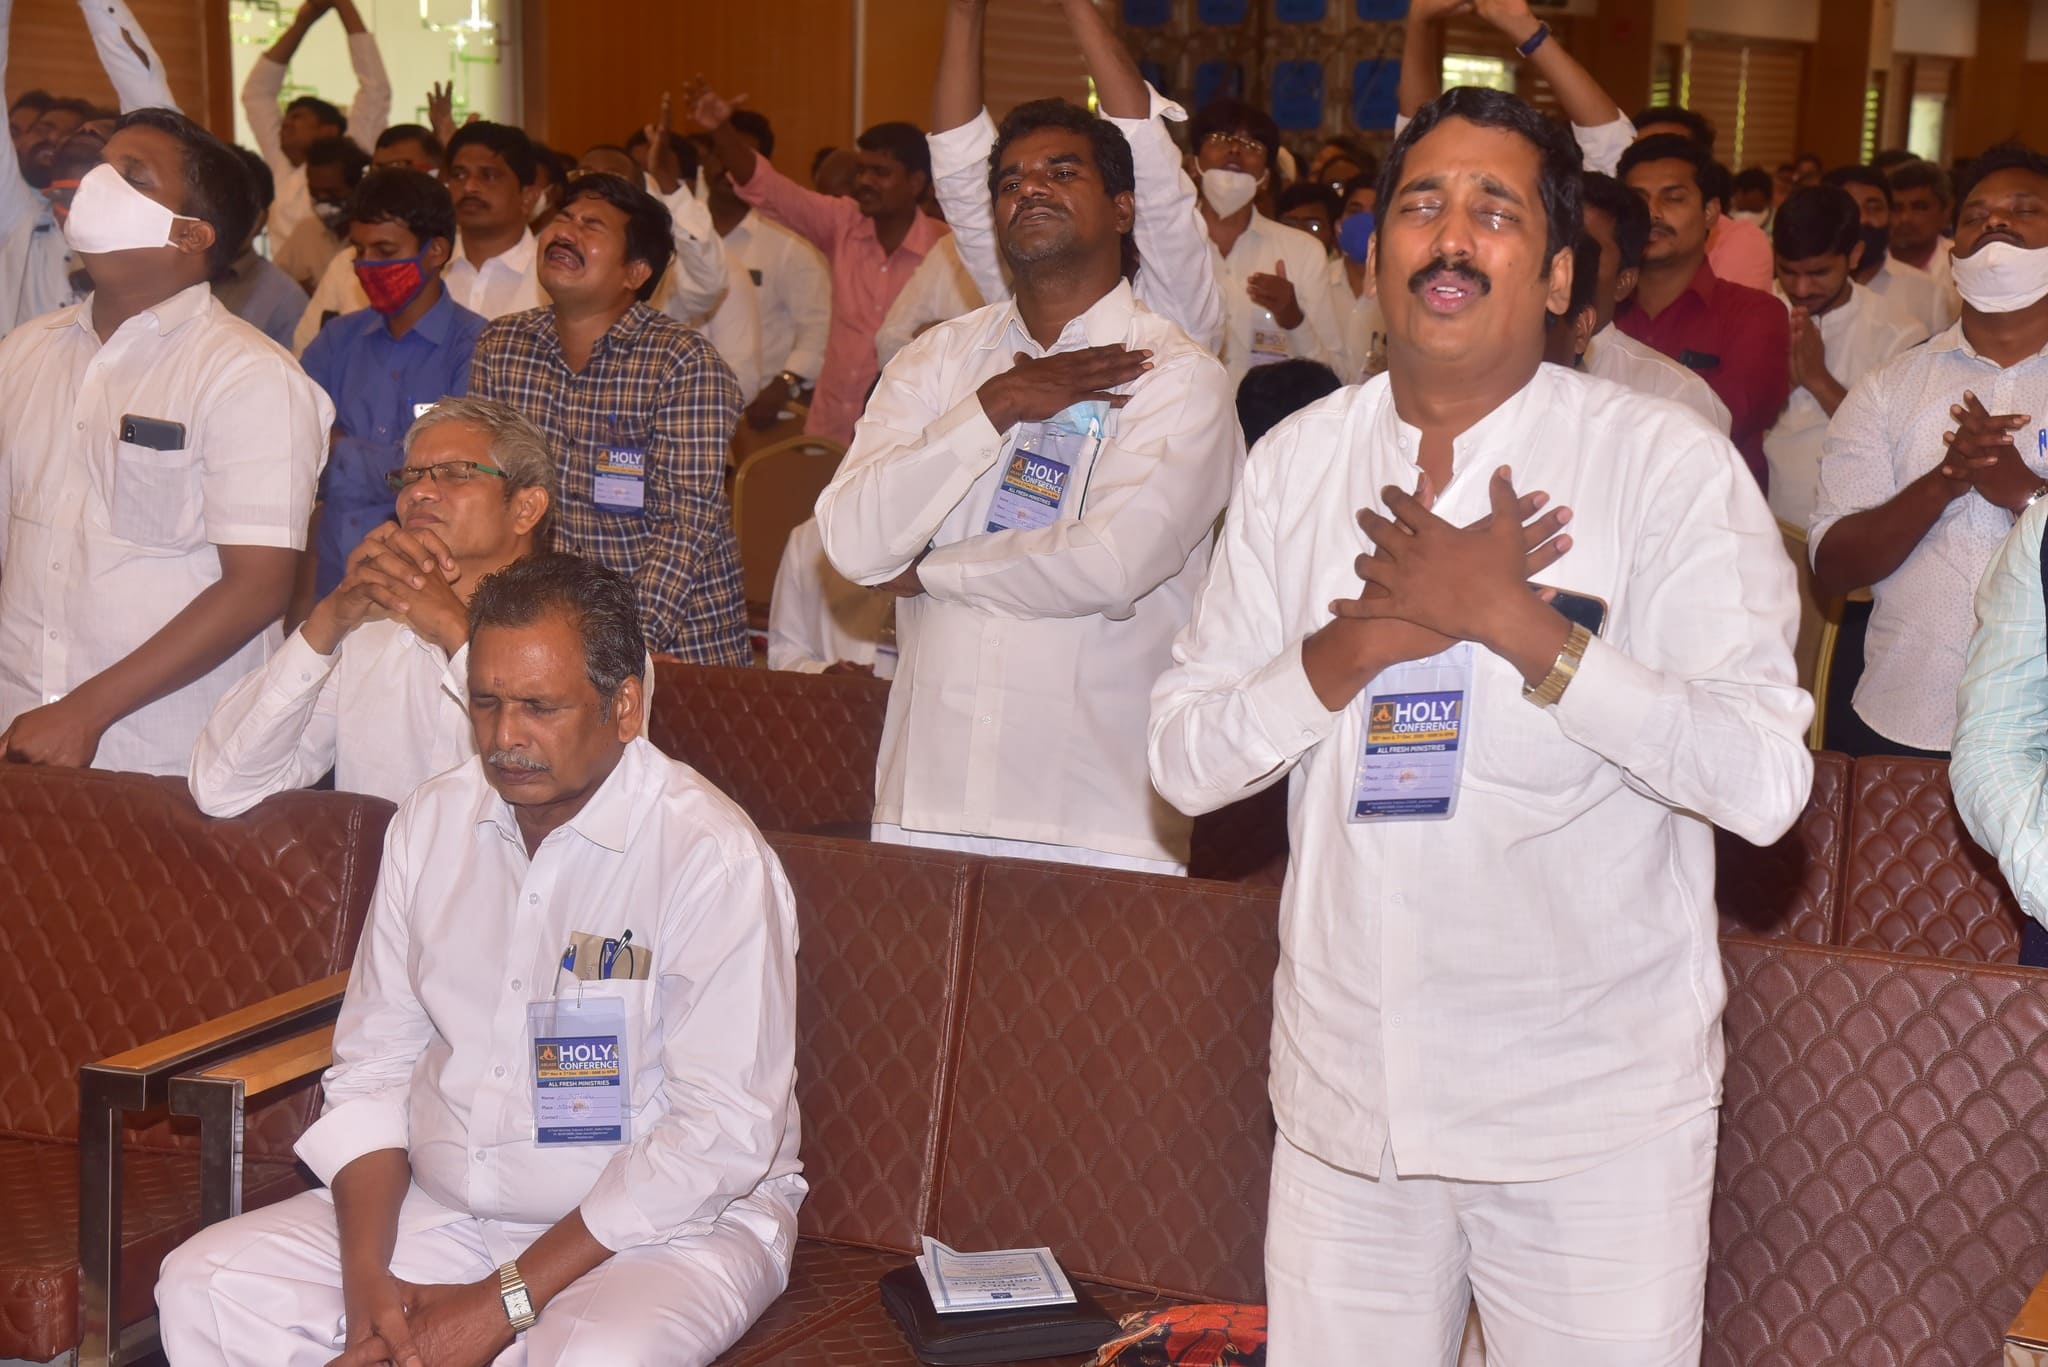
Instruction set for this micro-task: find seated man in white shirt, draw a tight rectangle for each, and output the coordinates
[766,516,897,678]
[158,553,805,1367]
[1149,86,1810,1364]
[817,97,1240,874]
[1763,185,1922,527]
[1812,142,2048,759]
[1575,170,1732,434]
[0,108,330,773]
[190,397,556,815]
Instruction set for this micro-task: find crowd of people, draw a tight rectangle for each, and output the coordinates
[7,0,2048,1361]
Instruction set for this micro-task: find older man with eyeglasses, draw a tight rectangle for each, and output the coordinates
[191,396,586,814]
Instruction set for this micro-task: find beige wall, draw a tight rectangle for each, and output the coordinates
[7,0,229,134]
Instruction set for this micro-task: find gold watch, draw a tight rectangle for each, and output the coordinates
[497,1260,536,1334]
[1523,622,1593,708]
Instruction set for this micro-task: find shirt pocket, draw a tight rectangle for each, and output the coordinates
[106,438,204,547]
[1461,653,1608,797]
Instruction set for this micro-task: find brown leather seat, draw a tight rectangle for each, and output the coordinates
[1717,749,1852,941]
[0,766,390,1362]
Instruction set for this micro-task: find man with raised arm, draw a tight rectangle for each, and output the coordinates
[926,0,1225,355]
[241,0,391,244]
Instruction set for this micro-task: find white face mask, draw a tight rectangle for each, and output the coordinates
[1201,167,1261,218]
[1950,238,2048,313]
[63,162,180,254]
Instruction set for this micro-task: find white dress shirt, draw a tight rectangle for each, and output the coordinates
[294,738,806,1253]
[1326,255,1384,383]
[0,284,331,774]
[1813,323,2048,751]
[815,280,1240,864]
[876,235,984,369]
[1926,238,1963,326]
[1953,498,2048,926]
[722,210,830,384]
[662,255,764,402]
[1148,365,1811,1180]
[1764,282,1922,528]
[242,31,391,245]
[928,87,1227,355]
[1580,325,1732,435]
[442,229,546,322]
[1865,256,1946,339]
[652,182,730,328]
[294,244,367,354]
[0,0,177,338]
[766,517,896,677]
[1210,212,1346,388]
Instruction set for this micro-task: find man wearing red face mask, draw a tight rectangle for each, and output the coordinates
[301,166,487,598]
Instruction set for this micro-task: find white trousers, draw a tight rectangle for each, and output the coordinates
[1265,1109,1717,1367]
[155,1183,792,1367]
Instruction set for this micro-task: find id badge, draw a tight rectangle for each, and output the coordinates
[1348,644,1475,823]
[526,995,630,1146]
[1249,323,1290,368]
[593,447,647,513]
[985,423,1092,533]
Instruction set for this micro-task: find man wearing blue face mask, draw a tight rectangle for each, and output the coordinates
[1331,175,1385,380]
[816,97,1241,874]
[301,166,486,600]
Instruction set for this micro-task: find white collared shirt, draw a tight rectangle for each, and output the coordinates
[0,284,330,775]
[661,254,764,401]
[1763,282,1922,528]
[816,280,1240,864]
[1580,324,1733,435]
[1325,255,1385,383]
[1814,323,2048,750]
[927,87,1227,355]
[1211,211,1346,387]
[723,209,832,382]
[766,517,896,678]
[875,235,984,370]
[1865,256,1947,339]
[443,229,546,322]
[295,737,806,1252]
[1149,365,1811,1180]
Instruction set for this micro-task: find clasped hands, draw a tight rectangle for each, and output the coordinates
[1303,466,1574,711]
[1939,391,2046,514]
[302,523,469,658]
[323,1268,511,1367]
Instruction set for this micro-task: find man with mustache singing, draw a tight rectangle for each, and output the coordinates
[815,96,1240,873]
[1150,88,1811,1362]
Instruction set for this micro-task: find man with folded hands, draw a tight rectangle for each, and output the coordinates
[158,553,805,1367]
[189,396,557,814]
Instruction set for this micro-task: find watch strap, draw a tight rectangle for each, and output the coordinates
[1523,622,1592,708]
[1517,22,1552,58]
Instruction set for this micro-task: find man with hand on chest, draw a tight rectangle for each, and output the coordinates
[159,553,805,1367]
[817,97,1239,874]
[1150,87,1811,1363]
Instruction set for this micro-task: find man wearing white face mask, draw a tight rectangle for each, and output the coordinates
[1187,98,1346,387]
[1812,143,2048,758]
[0,109,330,773]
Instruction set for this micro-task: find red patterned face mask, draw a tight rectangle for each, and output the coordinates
[354,254,429,315]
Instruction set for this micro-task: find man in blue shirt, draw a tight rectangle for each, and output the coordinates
[303,166,487,597]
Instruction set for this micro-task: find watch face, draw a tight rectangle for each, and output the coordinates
[505,1287,534,1322]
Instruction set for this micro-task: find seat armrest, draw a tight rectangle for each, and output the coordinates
[170,1022,338,1228]
[2010,1266,2048,1363]
[76,972,348,1367]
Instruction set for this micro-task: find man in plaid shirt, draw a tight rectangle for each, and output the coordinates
[471,172,749,665]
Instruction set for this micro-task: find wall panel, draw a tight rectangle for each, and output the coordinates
[7,0,229,135]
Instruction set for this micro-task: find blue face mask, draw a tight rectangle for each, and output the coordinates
[1047,399,1109,437]
[1338,210,1375,265]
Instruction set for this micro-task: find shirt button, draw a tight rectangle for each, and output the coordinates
[47,630,57,640]
[979,714,992,726]
[528,894,539,904]
[74,421,83,431]
[475,1151,486,1164]
[49,561,59,571]
[494,1065,506,1078]
[509,978,522,992]
[1390,893,1407,907]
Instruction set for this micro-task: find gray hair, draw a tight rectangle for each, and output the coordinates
[403,396,558,543]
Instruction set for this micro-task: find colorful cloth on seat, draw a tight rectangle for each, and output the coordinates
[1089,1304,1266,1366]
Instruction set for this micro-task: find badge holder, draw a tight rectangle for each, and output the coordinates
[1348,644,1475,823]
[526,994,631,1146]
[985,413,1105,534]
[593,415,648,515]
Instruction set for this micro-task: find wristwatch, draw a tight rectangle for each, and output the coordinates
[1517,22,1553,58]
[2020,483,2048,518]
[1523,622,1593,708]
[777,369,814,398]
[497,1260,537,1334]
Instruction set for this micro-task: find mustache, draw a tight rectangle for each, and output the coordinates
[1010,199,1063,226]
[1408,256,1491,296]
[457,195,490,211]
[487,749,551,773]
[542,239,584,265]
[1972,226,2024,251]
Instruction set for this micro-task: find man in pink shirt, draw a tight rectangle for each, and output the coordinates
[694,84,947,444]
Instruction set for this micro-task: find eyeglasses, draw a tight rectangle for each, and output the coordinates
[385,459,509,493]
[1201,132,1268,160]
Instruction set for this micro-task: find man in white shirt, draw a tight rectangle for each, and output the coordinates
[929,0,1226,357]
[767,516,897,678]
[816,97,1239,873]
[0,110,330,774]
[190,398,555,815]
[700,112,834,430]
[240,0,390,245]
[1812,143,2048,759]
[1149,87,1810,1364]
[1888,158,1962,326]
[1826,163,1946,339]
[273,133,368,292]
[1764,186,1922,528]
[1576,170,1732,434]
[0,0,177,338]
[158,554,805,1367]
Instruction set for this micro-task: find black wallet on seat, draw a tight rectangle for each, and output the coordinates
[878,1263,1121,1365]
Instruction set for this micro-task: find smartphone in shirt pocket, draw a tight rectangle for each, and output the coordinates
[108,413,201,546]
